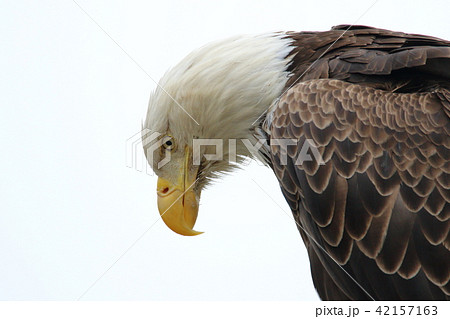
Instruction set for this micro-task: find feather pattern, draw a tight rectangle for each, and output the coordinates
[266,26,450,300]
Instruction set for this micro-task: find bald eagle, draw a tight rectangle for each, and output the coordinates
[143,25,450,300]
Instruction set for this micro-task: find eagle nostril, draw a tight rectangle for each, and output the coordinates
[161,187,169,194]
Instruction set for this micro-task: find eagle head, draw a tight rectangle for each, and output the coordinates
[143,34,292,235]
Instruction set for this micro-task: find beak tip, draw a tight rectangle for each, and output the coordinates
[170,226,204,236]
[183,230,204,237]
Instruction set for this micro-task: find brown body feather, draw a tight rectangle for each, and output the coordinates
[267,25,450,300]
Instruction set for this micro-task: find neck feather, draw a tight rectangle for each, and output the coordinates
[145,33,294,159]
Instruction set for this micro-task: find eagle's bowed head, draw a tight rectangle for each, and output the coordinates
[143,25,450,300]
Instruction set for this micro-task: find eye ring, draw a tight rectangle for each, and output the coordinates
[161,135,175,151]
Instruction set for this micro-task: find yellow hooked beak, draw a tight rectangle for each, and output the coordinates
[156,147,203,236]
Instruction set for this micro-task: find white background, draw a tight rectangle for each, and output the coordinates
[1,0,448,301]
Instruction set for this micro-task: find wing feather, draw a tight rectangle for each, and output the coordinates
[269,78,449,300]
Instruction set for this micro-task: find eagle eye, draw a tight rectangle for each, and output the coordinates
[161,135,175,151]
